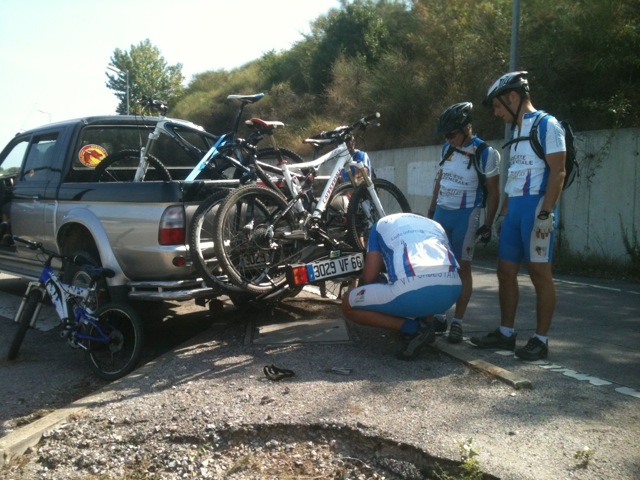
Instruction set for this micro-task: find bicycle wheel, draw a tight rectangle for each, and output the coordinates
[91,149,172,182]
[323,182,355,245]
[7,288,43,360]
[189,188,244,291]
[85,303,144,381]
[214,184,301,294]
[346,179,412,250]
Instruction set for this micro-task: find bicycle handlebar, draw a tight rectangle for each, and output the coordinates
[305,112,380,143]
[137,97,169,116]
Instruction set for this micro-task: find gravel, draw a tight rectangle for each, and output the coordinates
[2,294,639,479]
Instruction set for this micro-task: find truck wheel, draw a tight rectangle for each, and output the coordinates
[63,250,110,304]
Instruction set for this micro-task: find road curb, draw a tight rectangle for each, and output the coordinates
[435,341,533,390]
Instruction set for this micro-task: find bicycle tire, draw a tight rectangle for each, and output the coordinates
[323,182,355,245]
[213,184,301,294]
[85,302,144,381]
[346,179,412,250]
[7,288,42,360]
[91,149,172,182]
[188,188,246,291]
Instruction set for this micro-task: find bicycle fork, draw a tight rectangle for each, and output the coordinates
[14,282,45,328]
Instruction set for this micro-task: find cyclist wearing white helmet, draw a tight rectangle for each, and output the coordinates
[428,102,500,344]
[470,71,567,361]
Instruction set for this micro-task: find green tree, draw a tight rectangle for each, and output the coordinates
[106,39,185,115]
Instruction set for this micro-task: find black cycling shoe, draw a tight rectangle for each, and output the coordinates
[469,328,516,350]
[434,315,448,335]
[515,336,548,360]
[448,322,463,344]
[396,319,435,360]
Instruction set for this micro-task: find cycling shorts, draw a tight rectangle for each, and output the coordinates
[433,206,481,262]
[347,271,462,319]
[499,195,556,263]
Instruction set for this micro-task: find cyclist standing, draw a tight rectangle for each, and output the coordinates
[470,71,566,361]
[427,102,501,343]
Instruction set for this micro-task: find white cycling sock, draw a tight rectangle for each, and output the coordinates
[499,326,515,337]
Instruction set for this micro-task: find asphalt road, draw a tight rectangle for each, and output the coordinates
[2,261,639,433]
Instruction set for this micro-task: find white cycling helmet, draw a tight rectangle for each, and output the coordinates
[483,71,529,107]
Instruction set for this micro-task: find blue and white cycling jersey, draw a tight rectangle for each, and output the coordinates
[367,213,459,283]
[505,111,565,197]
[437,135,499,209]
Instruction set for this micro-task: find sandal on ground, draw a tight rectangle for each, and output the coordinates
[263,364,295,381]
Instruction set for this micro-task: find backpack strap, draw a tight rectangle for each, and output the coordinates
[502,112,549,159]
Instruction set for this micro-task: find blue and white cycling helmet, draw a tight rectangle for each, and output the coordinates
[483,71,529,107]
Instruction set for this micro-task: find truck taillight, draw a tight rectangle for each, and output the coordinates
[159,206,185,245]
[287,264,311,286]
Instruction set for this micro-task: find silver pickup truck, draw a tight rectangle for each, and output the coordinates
[0,115,232,304]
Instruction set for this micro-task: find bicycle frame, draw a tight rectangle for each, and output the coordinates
[133,116,216,182]
[280,142,386,221]
[133,94,266,183]
[16,264,111,349]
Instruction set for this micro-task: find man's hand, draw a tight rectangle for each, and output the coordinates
[493,215,505,236]
[475,224,492,244]
[535,211,555,238]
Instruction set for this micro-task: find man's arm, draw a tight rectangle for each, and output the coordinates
[359,251,384,285]
[428,170,442,218]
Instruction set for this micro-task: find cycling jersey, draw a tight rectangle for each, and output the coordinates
[437,135,499,210]
[349,213,461,318]
[505,111,565,197]
[367,213,459,283]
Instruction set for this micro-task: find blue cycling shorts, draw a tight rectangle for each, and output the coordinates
[433,206,480,262]
[347,271,462,319]
[499,195,556,263]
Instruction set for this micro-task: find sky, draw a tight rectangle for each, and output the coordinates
[0,0,341,148]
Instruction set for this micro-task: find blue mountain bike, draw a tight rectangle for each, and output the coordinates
[7,237,144,381]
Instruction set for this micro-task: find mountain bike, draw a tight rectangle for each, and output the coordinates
[7,237,144,381]
[91,93,303,183]
[191,113,411,294]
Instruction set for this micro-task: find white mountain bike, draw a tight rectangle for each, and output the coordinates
[189,113,411,294]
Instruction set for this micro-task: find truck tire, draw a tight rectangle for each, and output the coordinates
[63,250,110,304]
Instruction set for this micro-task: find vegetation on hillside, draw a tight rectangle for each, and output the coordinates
[112,0,640,151]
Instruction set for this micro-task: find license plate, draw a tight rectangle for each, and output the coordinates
[287,252,364,286]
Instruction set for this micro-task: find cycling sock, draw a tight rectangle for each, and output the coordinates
[452,317,463,325]
[400,319,419,335]
[534,334,548,344]
[499,326,515,337]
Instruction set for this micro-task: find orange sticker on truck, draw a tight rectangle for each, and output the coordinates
[78,144,108,167]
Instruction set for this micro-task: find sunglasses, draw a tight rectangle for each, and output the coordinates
[444,130,460,139]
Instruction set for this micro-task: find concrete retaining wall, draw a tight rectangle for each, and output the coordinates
[363,128,639,263]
